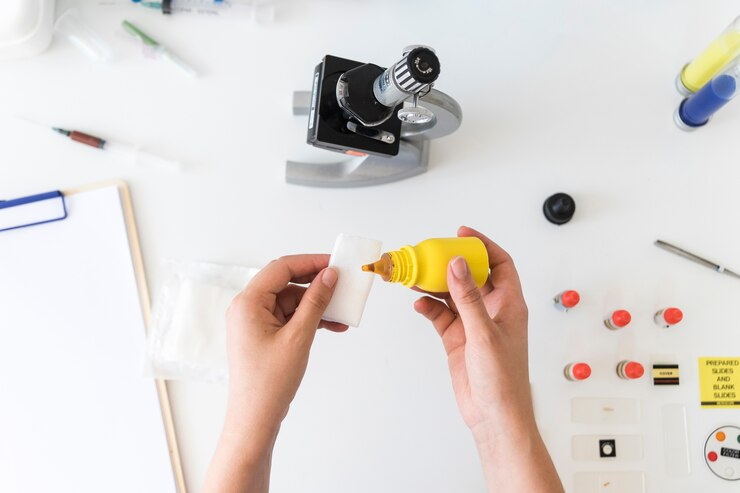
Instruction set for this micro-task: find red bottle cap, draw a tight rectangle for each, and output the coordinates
[708,451,718,462]
[611,310,632,327]
[561,290,580,308]
[624,361,644,379]
[663,307,683,325]
[572,363,591,380]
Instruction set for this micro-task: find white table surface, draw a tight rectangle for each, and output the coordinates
[2,1,740,492]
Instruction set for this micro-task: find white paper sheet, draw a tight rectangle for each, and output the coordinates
[0,185,176,493]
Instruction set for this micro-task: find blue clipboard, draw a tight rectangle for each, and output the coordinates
[0,190,68,233]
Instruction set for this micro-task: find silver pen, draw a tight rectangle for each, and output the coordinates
[654,239,740,280]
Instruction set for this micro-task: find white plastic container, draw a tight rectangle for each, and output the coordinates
[0,0,55,60]
[323,234,382,327]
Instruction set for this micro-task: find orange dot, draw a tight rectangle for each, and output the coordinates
[624,361,644,379]
[572,363,591,380]
[561,290,580,308]
[345,150,368,157]
[612,310,632,327]
[663,307,683,325]
[716,431,726,442]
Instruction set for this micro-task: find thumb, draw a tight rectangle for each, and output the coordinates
[290,267,338,332]
[447,257,490,332]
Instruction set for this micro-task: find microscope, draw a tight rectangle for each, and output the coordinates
[287,46,463,187]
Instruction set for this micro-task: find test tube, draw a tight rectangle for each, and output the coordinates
[678,16,740,95]
[675,60,738,131]
[604,310,631,331]
[54,8,115,63]
[564,362,591,382]
[553,290,580,312]
[654,307,683,328]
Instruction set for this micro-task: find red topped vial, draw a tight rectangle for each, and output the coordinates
[654,307,683,328]
[564,362,591,381]
[554,290,580,312]
[616,360,644,380]
[604,310,632,330]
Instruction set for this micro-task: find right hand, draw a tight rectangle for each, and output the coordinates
[224,254,345,437]
[204,254,346,493]
[414,226,533,442]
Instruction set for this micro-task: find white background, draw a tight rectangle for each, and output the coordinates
[1,1,740,492]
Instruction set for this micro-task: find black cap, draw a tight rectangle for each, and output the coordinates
[543,193,576,225]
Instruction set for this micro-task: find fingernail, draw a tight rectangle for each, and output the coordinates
[322,268,338,288]
[450,256,468,279]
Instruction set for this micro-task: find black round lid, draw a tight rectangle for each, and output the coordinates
[405,47,440,84]
[543,193,576,225]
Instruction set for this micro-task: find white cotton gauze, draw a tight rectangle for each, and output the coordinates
[147,261,258,381]
[323,234,382,327]
[159,279,235,376]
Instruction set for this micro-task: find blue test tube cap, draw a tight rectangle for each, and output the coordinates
[676,74,737,130]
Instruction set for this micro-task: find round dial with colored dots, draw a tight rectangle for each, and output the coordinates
[704,425,740,481]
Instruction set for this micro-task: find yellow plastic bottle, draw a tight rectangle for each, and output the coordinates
[361,237,489,293]
[681,16,740,93]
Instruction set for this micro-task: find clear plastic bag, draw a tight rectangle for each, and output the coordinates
[146,260,259,381]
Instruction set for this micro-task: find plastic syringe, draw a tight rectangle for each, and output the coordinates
[52,127,182,172]
[131,0,274,21]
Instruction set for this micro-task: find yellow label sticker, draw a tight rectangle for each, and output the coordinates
[699,357,740,408]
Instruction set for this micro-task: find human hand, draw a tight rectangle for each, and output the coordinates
[205,254,346,493]
[415,227,563,492]
[413,226,532,440]
[225,254,346,432]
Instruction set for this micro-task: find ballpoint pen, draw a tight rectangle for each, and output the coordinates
[654,239,740,280]
[122,20,198,77]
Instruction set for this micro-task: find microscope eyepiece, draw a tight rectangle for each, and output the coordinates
[398,47,441,88]
[373,46,440,109]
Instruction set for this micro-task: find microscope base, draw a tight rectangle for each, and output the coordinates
[286,139,429,188]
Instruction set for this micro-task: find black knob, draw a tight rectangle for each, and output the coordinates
[543,193,576,225]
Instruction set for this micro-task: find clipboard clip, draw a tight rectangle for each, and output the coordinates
[0,191,68,233]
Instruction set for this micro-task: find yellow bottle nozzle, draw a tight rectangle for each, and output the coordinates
[361,255,393,281]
